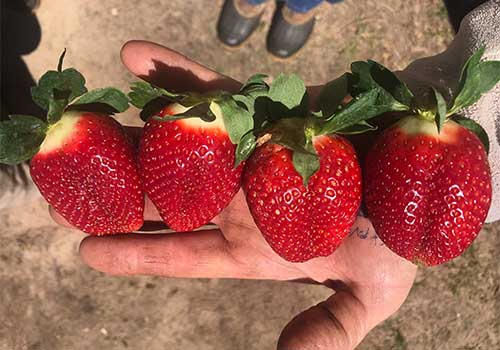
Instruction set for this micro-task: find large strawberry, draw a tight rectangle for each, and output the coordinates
[0,51,144,234]
[362,48,499,265]
[129,81,255,231]
[241,72,410,262]
[243,135,361,262]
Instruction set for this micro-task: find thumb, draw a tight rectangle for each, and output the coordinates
[277,290,368,350]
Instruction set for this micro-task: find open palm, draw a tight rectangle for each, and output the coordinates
[52,41,417,350]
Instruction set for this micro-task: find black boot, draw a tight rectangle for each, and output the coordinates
[217,0,266,47]
[266,2,316,59]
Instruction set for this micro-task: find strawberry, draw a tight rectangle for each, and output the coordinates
[0,51,144,234]
[243,135,361,262]
[238,72,408,262]
[129,81,255,231]
[361,48,499,265]
[138,103,243,231]
[364,117,491,265]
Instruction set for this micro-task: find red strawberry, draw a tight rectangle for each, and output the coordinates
[30,111,144,234]
[242,135,361,262]
[0,52,144,234]
[364,116,491,265]
[138,103,243,231]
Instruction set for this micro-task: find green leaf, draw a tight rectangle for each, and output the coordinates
[448,57,500,115]
[239,74,269,102]
[292,141,320,187]
[319,88,399,134]
[455,47,485,97]
[128,81,182,109]
[349,61,410,111]
[233,94,254,112]
[0,115,47,165]
[152,114,204,122]
[336,121,377,134]
[452,116,490,154]
[239,77,269,106]
[235,130,256,166]
[31,72,61,110]
[179,92,218,108]
[241,74,268,90]
[349,61,410,112]
[244,85,269,98]
[31,68,87,110]
[367,59,414,106]
[47,89,71,124]
[318,73,349,118]
[72,87,129,113]
[268,73,307,110]
[210,98,253,144]
[433,87,447,133]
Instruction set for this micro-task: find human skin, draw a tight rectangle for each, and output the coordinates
[50,40,417,350]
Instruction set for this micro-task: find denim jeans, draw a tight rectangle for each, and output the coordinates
[246,0,344,13]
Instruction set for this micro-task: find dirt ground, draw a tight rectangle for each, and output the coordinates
[1,0,499,349]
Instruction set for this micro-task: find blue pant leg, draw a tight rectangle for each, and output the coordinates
[285,0,324,13]
[246,0,269,5]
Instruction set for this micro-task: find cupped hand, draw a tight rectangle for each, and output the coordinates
[50,40,417,350]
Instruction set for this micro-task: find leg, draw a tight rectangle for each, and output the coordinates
[267,0,333,58]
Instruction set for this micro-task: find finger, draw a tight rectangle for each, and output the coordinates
[143,196,162,221]
[120,40,240,92]
[49,206,74,229]
[49,194,163,228]
[79,230,302,280]
[278,290,369,350]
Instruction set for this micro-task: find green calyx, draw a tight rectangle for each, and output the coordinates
[0,50,130,165]
[238,73,318,185]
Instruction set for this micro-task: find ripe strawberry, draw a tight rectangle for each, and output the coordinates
[0,51,143,234]
[138,103,243,231]
[364,117,491,265]
[242,135,361,262]
[30,111,144,234]
[360,48,499,265]
[129,81,255,231]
